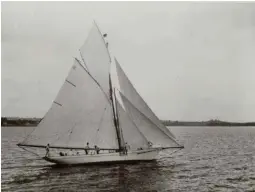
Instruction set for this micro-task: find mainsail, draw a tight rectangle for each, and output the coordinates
[115,99,149,150]
[120,92,180,148]
[79,22,111,96]
[115,58,177,139]
[20,59,119,149]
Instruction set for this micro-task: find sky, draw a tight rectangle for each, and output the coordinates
[2,2,255,122]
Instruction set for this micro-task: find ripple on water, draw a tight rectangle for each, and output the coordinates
[1,126,255,191]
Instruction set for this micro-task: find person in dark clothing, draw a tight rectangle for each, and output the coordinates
[148,141,153,148]
[94,145,100,154]
[45,143,50,157]
[84,142,89,155]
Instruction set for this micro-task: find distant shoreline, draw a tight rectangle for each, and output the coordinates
[162,120,255,126]
[1,117,41,127]
[1,117,255,127]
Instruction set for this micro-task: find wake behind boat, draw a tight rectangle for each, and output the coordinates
[17,22,184,165]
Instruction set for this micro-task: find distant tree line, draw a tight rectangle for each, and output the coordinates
[161,119,255,126]
[1,117,255,127]
[1,117,41,126]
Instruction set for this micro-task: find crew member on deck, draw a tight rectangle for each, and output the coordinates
[125,142,130,151]
[124,142,130,154]
[94,145,100,154]
[148,141,153,148]
[85,142,90,155]
[45,143,50,157]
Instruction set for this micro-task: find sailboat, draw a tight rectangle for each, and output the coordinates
[17,22,184,165]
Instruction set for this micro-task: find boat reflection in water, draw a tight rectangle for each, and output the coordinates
[35,160,168,191]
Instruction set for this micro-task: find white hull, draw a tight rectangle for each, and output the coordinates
[43,149,159,165]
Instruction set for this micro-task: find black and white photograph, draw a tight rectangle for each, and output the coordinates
[1,1,255,191]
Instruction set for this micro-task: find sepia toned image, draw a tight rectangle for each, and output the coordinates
[1,1,255,191]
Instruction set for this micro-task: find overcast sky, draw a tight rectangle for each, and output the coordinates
[2,2,255,121]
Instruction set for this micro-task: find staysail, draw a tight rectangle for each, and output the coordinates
[115,99,149,150]
[20,59,119,149]
[79,22,111,96]
[120,92,180,148]
[115,58,176,139]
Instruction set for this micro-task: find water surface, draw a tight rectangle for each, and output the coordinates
[2,126,255,191]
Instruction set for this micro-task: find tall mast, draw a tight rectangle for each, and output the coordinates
[114,88,125,150]
[109,74,123,152]
[101,23,124,152]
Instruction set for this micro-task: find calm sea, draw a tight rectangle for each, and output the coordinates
[1,126,255,192]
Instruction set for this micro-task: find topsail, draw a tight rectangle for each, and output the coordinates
[79,23,111,97]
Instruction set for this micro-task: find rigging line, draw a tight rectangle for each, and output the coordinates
[159,148,183,160]
[75,57,112,104]
[20,125,37,144]
[169,148,183,155]
[79,49,90,72]
[73,57,90,75]
[118,90,181,147]
[18,146,41,158]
